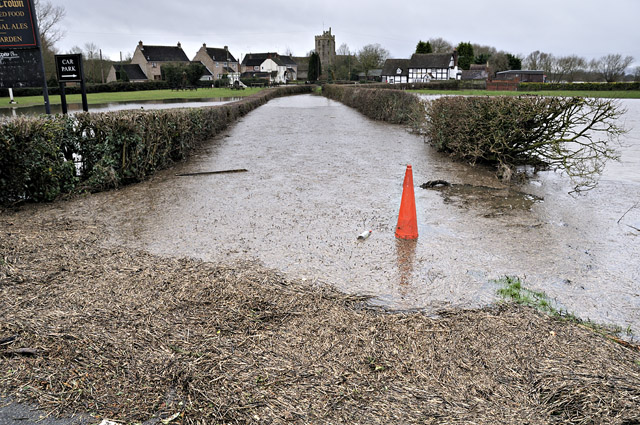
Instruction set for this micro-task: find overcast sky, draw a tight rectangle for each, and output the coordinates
[50,0,639,68]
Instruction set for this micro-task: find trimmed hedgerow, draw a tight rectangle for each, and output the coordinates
[520,82,640,92]
[322,84,425,127]
[0,85,312,205]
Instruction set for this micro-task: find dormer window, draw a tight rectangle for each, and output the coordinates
[396,68,402,74]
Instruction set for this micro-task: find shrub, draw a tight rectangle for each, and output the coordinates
[423,96,625,191]
[322,85,425,127]
[0,85,312,205]
[520,82,640,92]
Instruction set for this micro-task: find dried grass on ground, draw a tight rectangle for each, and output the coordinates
[1,210,640,424]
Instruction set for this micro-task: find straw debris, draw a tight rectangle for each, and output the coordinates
[1,211,639,424]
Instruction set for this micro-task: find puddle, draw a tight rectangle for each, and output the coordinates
[421,182,544,215]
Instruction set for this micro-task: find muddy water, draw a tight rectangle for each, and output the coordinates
[56,95,640,332]
[0,97,240,117]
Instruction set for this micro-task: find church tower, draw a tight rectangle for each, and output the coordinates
[315,27,336,74]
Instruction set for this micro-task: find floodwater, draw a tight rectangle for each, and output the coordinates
[0,97,240,117]
[53,94,640,332]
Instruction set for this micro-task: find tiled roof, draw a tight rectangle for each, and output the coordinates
[292,57,309,72]
[114,64,147,80]
[461,69,488,80]
[206,47,237,63]
[279,56,297,66]
[140,45,190,62]
[241,52,282,66]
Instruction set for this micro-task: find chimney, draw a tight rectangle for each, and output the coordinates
[203,43,206,48]
[177,42,181,48]
[224,45,228,51]
[138,40,143,49]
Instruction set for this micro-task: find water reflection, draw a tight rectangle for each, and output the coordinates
[395,238,417,287]
[0,97,241,117]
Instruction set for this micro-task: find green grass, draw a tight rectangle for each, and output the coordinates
[495,276,558,315]
[494,276,636,345]
[1,87,265,108]
[409,89,640,99]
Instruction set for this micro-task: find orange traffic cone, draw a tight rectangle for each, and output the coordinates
[395,165,418,240]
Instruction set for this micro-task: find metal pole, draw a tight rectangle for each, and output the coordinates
[80,79,88,112]
[78,54,89,112]
[29,0,51,114]
[100,49,105,83]
[59,82,67,114]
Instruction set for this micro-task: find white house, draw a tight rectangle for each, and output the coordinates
[241,53,296,84]
[381,59,410,84]
[407,52,460,82]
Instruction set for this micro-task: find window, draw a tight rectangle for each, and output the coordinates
[396,68,402,75]
[152,62,157,68]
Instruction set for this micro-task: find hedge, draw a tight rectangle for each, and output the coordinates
[322,84,425,127]
[520,82,640,91]
[0,81,173,98]
[348,80,487,91]
[0,85,312,205]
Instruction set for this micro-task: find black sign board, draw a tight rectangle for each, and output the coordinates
[0,0,38,48]
[0,47,42,87]
[55,54,83,82]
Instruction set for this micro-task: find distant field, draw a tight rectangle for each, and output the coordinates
[409,89,640,99]
[0,87,265,108]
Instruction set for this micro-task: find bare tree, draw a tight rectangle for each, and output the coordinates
[634,66,640,82]
[524,50,556,81]
[591,54,635,82]
[336,43,350,56]
[553,55,587,82]
[357,44,389,78]
[83,42,100,60]
[34,0,65,45]
[428,37,453,53]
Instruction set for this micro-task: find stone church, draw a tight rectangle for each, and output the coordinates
[315,28,336,74]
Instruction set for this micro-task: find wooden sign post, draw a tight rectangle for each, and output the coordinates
[55,54,88,114]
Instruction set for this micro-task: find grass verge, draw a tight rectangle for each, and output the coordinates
[495,276,636,346]
[0,87,265,108]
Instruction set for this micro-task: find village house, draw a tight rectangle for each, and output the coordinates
[381,59,410,84]
[383,52,460,84]
[106,63,148,83]
[130,41,191,81]
[240,53,297,84]
[460,63,489,81]
[192,43,240,84]
[408,52,460,82]
[292,56,309,80]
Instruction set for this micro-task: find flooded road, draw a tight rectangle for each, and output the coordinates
[55,94,640,331]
